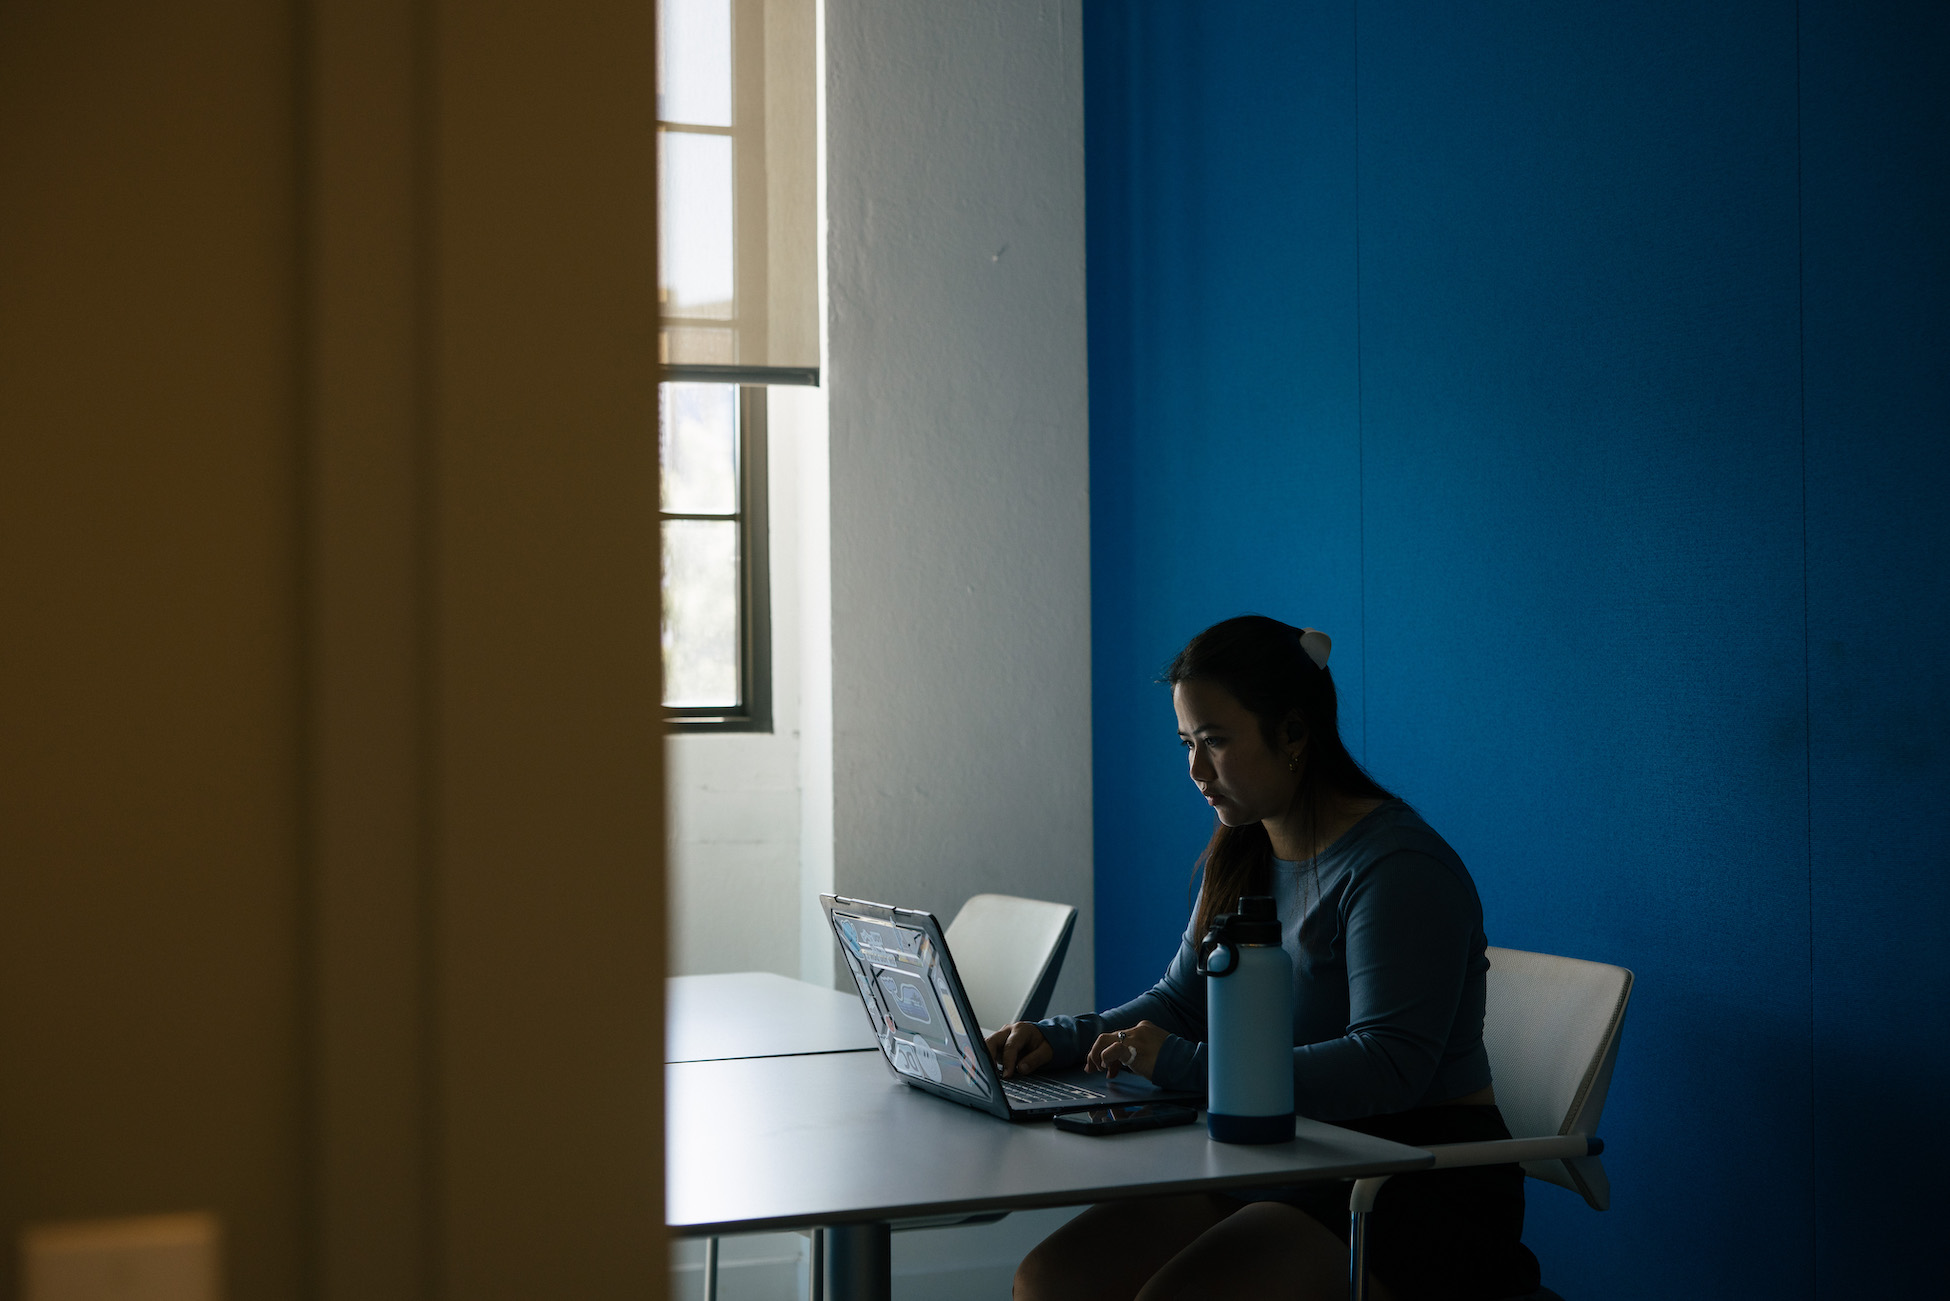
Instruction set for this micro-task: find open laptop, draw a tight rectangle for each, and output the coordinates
[821,894,1202,1120]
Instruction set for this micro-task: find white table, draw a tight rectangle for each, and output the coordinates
[665,970,879,1063]
[666,1049,1435,1300]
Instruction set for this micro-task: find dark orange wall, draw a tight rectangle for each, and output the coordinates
[1,2,667,1298]
[0,1,306,1298]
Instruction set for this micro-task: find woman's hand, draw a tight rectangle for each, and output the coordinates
[1086,1020,1169,1081]
[985,1021,1052,1079]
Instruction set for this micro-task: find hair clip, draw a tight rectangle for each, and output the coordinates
[1298,628,1331,670]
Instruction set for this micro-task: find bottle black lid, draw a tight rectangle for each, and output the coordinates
[1219,895,1281,945]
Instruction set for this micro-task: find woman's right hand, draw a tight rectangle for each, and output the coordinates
[985,1021,1052,1078]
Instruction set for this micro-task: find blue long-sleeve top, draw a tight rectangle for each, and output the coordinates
[1038,802,1493,1122]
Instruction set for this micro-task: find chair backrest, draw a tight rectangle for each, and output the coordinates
[944,894,1078,1032]
[1482,946,1634,1212]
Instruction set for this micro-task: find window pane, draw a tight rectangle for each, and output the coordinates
[657,0,732,127]
[662,519,740,708]
[659,131,734,319]
[659,383,739,515]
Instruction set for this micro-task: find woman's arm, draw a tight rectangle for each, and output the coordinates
[1030,928,1209,1087]
[1291,849,1477,1121]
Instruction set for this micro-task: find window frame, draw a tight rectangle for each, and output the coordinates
[662,384,771,733]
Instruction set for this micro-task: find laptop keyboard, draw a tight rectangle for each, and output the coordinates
[1001,1075,1106,1108]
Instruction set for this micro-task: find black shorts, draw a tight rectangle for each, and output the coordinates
[1223,1104,1542,1301]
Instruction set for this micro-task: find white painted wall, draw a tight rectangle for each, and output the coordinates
[822,0,1094,1015]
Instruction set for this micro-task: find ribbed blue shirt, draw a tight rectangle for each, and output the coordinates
[1037,801,1494,1122]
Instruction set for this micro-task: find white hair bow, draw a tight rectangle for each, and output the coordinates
[1298,628,1332,670]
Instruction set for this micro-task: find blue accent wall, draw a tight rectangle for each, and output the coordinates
[1800,4,1950,1296]
[1084,2,1948,1295]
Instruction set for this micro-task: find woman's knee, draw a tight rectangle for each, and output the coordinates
[1133,1202,1356,1301]
[1015,1227,1134,1301]
[1013,1236,1085,1301]
[1014,1195,1232,1301]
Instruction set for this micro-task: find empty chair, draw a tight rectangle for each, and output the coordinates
[945,893,1079,1033]
[1348,946,1635,1301]
[1480,946,1633,1211]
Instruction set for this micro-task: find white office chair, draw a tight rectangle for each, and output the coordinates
[944,893,1079,1032]
[1347,946,1635,1301]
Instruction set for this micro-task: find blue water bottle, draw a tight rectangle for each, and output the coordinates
[1197,896,1295,1143]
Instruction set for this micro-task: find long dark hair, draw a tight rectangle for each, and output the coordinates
[1165,615,1395,943]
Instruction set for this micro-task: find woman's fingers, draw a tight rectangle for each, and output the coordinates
[1086,1032,1132,1078]
[1086,1024,1163,1080]
[1086,1033,1109,1073]
[1015,1039,1053,1076]
[1125,1022,1163,1080]
[998,1025,1026,1075]
[988,1022,1049,1078]
[984,1027,1008,1068]
[993,1022,1167,1081]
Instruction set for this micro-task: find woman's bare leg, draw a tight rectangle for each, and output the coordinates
[1134,1202,1396,1301]
[1014,1194,1234,1301]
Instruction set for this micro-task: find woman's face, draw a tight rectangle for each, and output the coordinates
[1172,679,1302,828]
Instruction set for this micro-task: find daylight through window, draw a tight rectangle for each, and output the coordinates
[660,383,769,729]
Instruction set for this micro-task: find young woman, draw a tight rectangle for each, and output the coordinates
[985,615,1541,1301]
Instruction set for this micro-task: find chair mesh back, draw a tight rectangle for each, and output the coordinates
[944,894,1077,1031]
[1483,947,1634,1211]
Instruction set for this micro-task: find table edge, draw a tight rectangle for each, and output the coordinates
[666,1150,1436,1237]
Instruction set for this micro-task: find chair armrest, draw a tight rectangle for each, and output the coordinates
[1345,1135,1606,1217]
[1424,1134,1603,1170]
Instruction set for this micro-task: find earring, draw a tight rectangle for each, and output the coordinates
[1287,753,1302,773]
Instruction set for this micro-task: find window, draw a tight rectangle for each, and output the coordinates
[656,0,813,728]
[660,383,769,730]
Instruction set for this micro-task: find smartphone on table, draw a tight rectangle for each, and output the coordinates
[1051,1103,1200,1136]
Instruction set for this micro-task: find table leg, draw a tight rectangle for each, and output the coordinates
[821,1222,891,1301]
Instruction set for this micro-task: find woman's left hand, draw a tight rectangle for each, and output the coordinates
[1085,1020,1169,1081]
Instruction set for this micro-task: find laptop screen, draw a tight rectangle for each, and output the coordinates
[831,910,995,1103]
